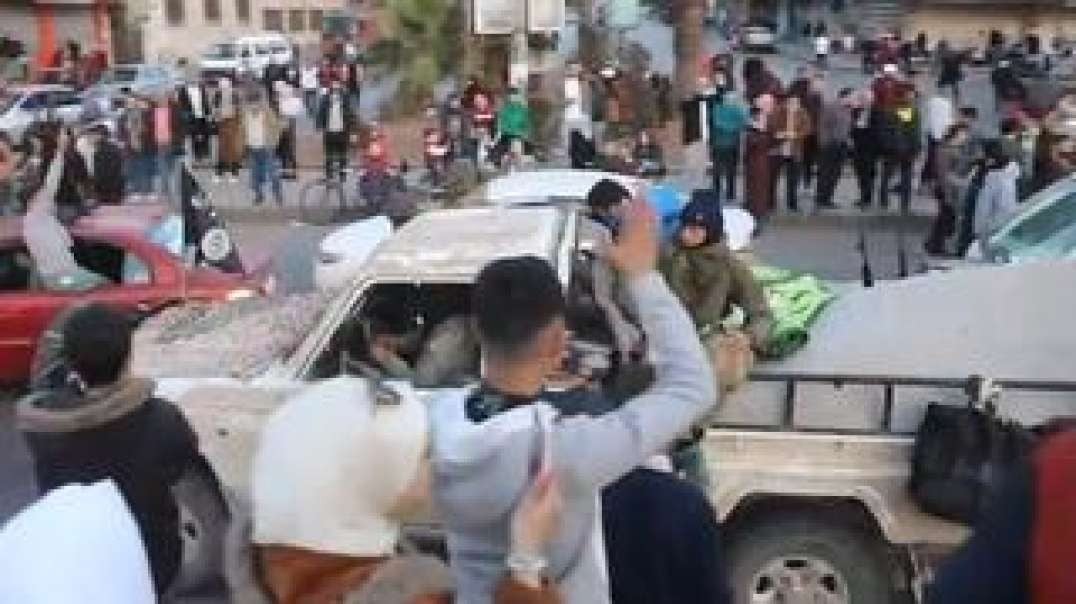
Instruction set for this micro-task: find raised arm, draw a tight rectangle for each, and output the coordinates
[554,196,717,490]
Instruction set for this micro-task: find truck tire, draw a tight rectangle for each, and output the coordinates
[726,512,897,604]
[170,464,229,595]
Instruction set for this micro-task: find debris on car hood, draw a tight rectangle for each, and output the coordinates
[132,292,333,380]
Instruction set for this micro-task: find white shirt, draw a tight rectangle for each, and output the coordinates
[186,85,204,119]
[0,481,154,604]
[23,155,78,278]
[816,36,830,55]
[927,94,954,141]
[301,67,318,90]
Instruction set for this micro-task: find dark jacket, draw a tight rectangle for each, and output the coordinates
[851,107,881,159]
[17,378,200,595]
[177,84,211,123]
[660,241,773,349]
[928,430,1076,604]
[316,92,357,134]
[56,149,89,219]
[92,138,124,204]
[878,105,922,159]
[602,468,730,604]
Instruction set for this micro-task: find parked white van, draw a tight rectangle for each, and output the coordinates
[199,34,293,80]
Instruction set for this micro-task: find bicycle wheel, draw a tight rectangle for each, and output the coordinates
[299,178,346,226]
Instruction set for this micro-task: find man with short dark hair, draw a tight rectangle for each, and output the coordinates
[814,88,855,208]
[429,196,716,603]
[16,303,200,596]
[580,179,642,361]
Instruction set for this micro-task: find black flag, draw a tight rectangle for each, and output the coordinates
[180,166,245,275]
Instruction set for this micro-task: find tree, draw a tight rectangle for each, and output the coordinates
[367,0,463,114]
[674,0,705,101]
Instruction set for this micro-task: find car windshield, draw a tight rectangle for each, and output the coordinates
[987,188,1076,261]
[204,43,237,59]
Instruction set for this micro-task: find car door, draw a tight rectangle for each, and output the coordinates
[69,235,177,315]
[0,244,71,384]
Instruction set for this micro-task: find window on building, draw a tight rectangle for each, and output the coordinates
[165,0,185,26]
[204,0,222,23]
[308,9,324,32]
[264,9,284,31]
[235,0,251,23]
[289,9,305,31]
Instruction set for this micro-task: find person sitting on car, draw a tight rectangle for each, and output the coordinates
[414,314,481,388]
[579,179,644,363]
[22,129,109,291]
[16,303,200,596]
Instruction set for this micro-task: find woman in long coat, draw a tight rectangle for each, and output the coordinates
[744,107,775,221]
[213,79,245,180]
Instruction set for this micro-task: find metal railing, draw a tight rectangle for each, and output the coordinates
[713,371,1076,436]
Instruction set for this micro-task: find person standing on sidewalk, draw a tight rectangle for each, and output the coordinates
[770,92,812,212]
[152,91,185,206]
[212,77,243,183]
[814,88,855,209]
[178,78,211,164]
[923,89,955,195]
[789,69,823,189]
[119,95,156,201]
[316,81,357,180]
[274,80,303,181]
[744,107,776,221]
[877,88,922,212]
[300,62,319,119]
[243,91,285,206]
[709,91,749,204]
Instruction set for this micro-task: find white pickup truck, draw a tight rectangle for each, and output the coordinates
[135,203,1076,603]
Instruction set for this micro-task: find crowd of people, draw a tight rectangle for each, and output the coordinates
[3,30,1076,604]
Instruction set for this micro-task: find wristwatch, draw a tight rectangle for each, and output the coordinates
[506,550,548,586]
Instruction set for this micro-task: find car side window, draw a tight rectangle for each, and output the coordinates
[20,93,46,111]
[255,44,271,56]
[307,282,478,387]
[0,246,36,292]
[50,91,80,108]
[71,238,152,285]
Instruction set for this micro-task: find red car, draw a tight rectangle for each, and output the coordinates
[0,204,267,385]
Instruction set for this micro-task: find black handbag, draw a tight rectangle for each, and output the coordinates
[910,379,1036,524]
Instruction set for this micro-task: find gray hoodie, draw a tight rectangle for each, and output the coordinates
[429,271,716,604]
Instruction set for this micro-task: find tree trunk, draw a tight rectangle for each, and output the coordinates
[674,0,706,101]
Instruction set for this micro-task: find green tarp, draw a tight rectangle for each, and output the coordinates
[752,265,837,359]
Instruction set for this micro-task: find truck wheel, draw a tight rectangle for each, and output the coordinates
[726,512,896,604]
[171,465,229,595]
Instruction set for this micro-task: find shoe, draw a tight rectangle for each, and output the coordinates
[816,202,838,209]
[275,197,284,207]
[254,196,264,206]
[229,175,239,184]
[211,174,221,184]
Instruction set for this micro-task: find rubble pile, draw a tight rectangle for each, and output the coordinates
[132,293,332,379]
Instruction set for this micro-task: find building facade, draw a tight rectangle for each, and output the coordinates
[0,0,117,70]
[134,0,349,64]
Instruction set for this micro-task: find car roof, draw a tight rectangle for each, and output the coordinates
[481,169,640,203]
[361,206,565,280]
[10,84,76,95]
